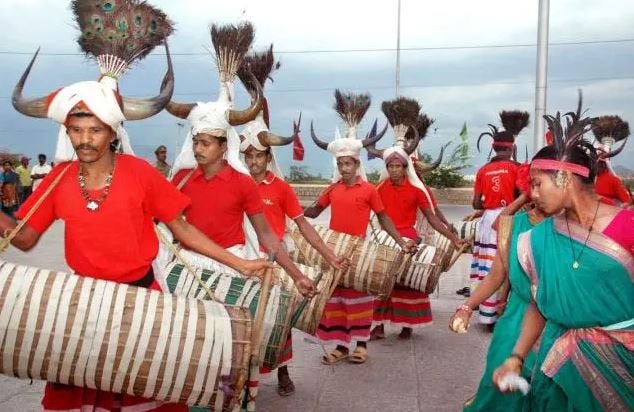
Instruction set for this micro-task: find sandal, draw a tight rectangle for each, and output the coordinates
[348,346,368,364]
[322,349,349,365]
[277,378,295,396]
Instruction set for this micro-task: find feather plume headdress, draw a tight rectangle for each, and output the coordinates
[13,0,176,161]
[591,115,629,160]
[477,110,529,153]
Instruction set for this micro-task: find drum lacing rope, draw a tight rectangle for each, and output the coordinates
[0,163,73,253]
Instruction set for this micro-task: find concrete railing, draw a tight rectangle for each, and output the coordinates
[291,183,474,205]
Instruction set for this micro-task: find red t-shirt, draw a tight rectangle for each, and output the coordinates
[172,163,263,248]
[317,177,384,237]
[256,172,303,241]
[474,159,519,209]
[377,178,431,239]
[16,154,189,283]
[423,183,439,208]
[595,171,632,205]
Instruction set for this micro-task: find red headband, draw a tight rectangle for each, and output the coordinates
[530,159,590,178]
[492,141,514,148]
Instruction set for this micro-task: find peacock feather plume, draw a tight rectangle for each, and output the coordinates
[333,90,371,127]
[238,44,280,93]
[406,113,435,140]
[72,0,174,79]
[499,110,529,136]
[211,21,255,83]
[381,97,420,128]
[592,115,630,143]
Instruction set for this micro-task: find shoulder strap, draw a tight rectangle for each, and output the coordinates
[176,168,196,191]
[497,215,514,272]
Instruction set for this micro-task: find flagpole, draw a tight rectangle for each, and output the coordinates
[534,0,550,152]
[395,0,402,97]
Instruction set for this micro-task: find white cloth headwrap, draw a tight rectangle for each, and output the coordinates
[47,77,134,162]
[379,146,435,212]
[239,112,285,179]
[328,127,367,183]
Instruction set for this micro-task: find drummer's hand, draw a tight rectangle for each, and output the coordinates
[448,223,458,235]
[492,357,523,392]
[294,274,317,298]
[240,258,274,278]
[327,255,349,271]
[491,215,501,231]
[452,237,468,249]
[400,239,418,254]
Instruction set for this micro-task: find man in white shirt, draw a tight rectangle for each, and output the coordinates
[30,153,52,191]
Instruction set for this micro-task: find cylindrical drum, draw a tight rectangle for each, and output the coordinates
[452,219,480,253]
[0,260,252,411]
[164,263,292,370]
[289,225,404,299]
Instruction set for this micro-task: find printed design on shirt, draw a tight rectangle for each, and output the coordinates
[492,176,501,193]
[262,198,274,206]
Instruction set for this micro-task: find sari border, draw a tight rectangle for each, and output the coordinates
[516,231,537,288]
[553,215,634,279]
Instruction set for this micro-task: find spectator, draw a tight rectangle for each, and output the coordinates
[1,160,19,217]
[154,145,171,178]
[15,156,32,204]
[31,153,52,191]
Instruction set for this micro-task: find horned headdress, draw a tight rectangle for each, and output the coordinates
[311,90,384,182]
[237,45,299,178]
[477,110,529,157]
[168,22,263,177]
[13,0,175,162]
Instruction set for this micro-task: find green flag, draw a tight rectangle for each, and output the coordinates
[459,122,468,160]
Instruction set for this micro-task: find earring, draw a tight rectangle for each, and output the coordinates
[555,170,566,187]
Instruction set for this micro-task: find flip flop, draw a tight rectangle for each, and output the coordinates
[322,349,349,365]
[348,346,368,364]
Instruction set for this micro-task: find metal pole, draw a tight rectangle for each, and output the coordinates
[395,0,402,97]
[533,0,550,152]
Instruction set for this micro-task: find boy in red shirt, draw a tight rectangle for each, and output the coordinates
[306,127,416,364]
[471,126,520,327]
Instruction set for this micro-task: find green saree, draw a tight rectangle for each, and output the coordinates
[465,211,537,412]
[517,216,634,411]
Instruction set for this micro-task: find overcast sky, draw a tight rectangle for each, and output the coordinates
[1,0,633,176]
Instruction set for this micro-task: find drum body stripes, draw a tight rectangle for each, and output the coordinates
[290,225,404,299]
[452,219,480,253]
[372,230,456,294]
[164,263,292,370]
[0,260,251,411]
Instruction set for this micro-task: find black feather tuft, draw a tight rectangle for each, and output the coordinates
[499,110,529,136]
[406,113,435,140]
[210,21,255,81]
[238,44,279,93]
[592,115,630,143]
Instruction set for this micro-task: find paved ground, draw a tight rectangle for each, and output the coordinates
[0,206,490,411]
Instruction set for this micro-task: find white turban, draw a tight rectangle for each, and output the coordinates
[238,112,285,179]
[48,77,134,162]
[379,146,435,212]
[327,128,368,183]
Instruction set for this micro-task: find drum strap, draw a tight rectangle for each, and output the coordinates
[1,163,73,252]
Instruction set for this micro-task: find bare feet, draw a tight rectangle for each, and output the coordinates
[370,325,385,340]
[277,366,295,396]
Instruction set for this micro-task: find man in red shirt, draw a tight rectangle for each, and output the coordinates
[4,88,270,411]
[242,136,347,395]
[471,126,520,327]
[305,132,416,364]
[372,147,465,339]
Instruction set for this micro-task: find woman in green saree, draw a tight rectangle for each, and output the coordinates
[493,105,634,411]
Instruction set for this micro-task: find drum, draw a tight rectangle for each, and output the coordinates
[164,262,292,370]
[0,260,251,411]
[452,219,480,253]
[372,230,456,294]
[289,225,404,299]
[274,263,338,335]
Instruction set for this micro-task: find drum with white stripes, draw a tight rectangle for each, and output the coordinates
[452,219,480,253]
[289,225,404,299]
[274,263,338,335]
[372,230,456,293]
[164,263,292,370]
[0,260,252,411]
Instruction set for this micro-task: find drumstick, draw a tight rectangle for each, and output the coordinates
[445,243,471,272]
[289,270,323,329]
[250,253,276,362]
